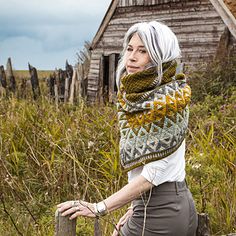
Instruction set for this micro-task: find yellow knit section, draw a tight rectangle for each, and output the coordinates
[124,83,190,128]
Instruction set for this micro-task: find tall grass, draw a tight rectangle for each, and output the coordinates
[0,59,235,235]
[0,97,127,235]
[187,94,236,234]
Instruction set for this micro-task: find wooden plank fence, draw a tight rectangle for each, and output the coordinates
[0,58,87,105]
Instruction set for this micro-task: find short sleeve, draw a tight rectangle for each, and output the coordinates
[141,158,169,186]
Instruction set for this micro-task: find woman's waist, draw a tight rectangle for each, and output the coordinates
[135,180,188,201]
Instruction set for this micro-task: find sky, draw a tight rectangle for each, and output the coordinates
[0,0,111,70]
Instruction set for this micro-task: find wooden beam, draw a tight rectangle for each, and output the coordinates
[98,56,104,104]
[91,0,119,49]
[210,0,236,39]
[108,53,116,103]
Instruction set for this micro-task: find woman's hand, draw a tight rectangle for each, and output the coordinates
[57,200,96,219]
[112,207,133,236]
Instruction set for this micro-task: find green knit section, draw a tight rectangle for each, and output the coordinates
[120,60,177,103]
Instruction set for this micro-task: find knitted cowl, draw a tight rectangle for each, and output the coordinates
[117,60,191,171]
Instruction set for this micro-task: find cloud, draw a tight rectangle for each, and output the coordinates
[0,0,111,69]
[0,0,109,24]
[0,36,79,69]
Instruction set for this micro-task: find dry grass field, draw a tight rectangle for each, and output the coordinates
[13,70,53,79]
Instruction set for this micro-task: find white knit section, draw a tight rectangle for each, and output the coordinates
[128,140,186,186]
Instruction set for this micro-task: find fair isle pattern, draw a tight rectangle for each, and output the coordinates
[117,62,191,171]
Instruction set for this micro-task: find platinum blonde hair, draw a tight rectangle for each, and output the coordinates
[116,21,181,87]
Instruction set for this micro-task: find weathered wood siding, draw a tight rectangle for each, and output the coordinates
[87,0,235,102]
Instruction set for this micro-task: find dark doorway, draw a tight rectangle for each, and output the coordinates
[102,53,120,103]
[103,55,109,103]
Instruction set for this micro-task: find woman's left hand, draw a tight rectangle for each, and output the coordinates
[57,200,96,219]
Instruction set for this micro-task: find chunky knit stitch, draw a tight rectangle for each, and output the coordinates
[117,60,191,171]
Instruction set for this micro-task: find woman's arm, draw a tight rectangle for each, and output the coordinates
[104,175,153,212]
[57,175,153,219]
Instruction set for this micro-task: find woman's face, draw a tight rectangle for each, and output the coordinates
[124,33,151,74]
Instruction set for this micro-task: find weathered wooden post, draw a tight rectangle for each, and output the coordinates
[49,73,56,98]
[0,65,7,89]
[19,78,27,99]
[64,76,70,102]
[64,61,73,102]
[82,76,88,99]
[69,67,77,105]
[65,60,73,88]
[28,63,41,100]
[94,218,102,236]
[6,57,16,93]
[54,70,59,108]
[98,57,104,104]
[76,64,84,103]
[196,213,210,236]
[55,209,76,236]
[58,69,65,101]
[108,53,116,103]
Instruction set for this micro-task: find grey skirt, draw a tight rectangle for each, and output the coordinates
[120,181,198,236]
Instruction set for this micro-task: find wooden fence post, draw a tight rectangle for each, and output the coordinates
[0,65,7,89]
[49,73,56,98]
[65,60,73,90]
[6,57,16,93]
[55,209,76,236]
[69,67,77,105]
[54,83,59,109]
[196,213,210,236]
[28,63,41,100]
[64,77,70,102]
[58,69,65,101]
[76,65,84,103]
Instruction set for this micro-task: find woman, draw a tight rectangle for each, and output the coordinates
[57,21,198,236]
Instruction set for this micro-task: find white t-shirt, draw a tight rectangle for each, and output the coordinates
[127,140,186,186]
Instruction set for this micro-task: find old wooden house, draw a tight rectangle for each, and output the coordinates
[87,0,236,103]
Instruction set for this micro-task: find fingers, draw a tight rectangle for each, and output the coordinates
[57,200,96,219]
[62,206,80,217]
[111,229,119,236]
[117,210,132,226]
[114,216,127,234]
[112,209,133,235]
[68,208,81,220]
[57,201,79,214]
[117,216,125,228]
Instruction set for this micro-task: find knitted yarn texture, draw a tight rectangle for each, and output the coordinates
[117,60,191,171]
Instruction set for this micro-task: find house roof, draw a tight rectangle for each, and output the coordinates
[210,0,236,39]
[224,0,236,18]
[91,0,236,50]
[90,0,119,50]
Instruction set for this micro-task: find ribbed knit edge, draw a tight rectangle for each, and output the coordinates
[121,137,185,172]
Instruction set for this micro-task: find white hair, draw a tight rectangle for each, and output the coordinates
[116,21,181,87]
